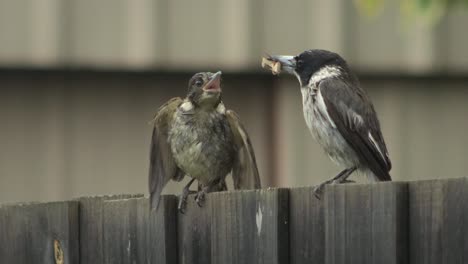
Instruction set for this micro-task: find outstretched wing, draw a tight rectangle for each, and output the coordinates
[226,110,262,189]
[149,97,184,210]
[318,78,392,181]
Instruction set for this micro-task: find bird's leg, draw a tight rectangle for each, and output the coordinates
[194,184,210,207]
[178,178,196,214]
[333,167,356,184]
[212,179,228,192]
[313,167,357,199]
[218,181,227,191]
[193,178,227,207]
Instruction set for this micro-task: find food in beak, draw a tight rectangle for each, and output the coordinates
[261,57,282,75]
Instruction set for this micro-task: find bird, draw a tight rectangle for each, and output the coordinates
[262,49,392,198]
[148,71,261,212]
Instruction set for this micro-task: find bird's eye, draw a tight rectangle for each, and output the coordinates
[195,79,203,87]
[296,60,303,68]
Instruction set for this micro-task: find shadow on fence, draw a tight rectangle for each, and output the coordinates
[1,178,467,264]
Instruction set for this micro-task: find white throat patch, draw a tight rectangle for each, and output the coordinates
[216,102,226,114]
[307,66,341,87]
[180,100,194,112]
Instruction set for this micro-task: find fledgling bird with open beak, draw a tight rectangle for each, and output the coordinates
[262,50,392,198]
[149,71,261,212]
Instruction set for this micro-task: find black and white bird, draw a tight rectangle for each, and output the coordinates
[263,49,391,198]
[149,71,261,212]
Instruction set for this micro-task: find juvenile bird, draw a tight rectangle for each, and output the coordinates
[149,71,261,212]
[263,50,391,198]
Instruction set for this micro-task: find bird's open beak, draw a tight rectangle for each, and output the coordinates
[203,71,222,92]
[267,55,296,74]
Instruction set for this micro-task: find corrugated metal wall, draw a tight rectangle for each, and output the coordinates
[1,0,468,71]
[0,1,468,203]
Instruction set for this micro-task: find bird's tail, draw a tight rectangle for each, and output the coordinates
[149,185,164,212]
[366,169,392,182]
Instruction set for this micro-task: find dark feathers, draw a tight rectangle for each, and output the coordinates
[319,78,392,181]
[226,110,261,189]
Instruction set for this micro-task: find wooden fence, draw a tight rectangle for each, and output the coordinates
[0,178,467,264]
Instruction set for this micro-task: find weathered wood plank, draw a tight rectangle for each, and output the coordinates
[177,193,212,264]
[102,198,140,264]
[0,201,79,264]
[210,188,289,264]
[324,182,408,264]
[289,187,324,264]
[77,194,143,264]
[409,178,468,264]
[100,196,177,264]
[148,196,178,264]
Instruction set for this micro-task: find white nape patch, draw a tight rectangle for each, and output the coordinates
[180,101,194,112]
[216,102,226,114]
[256,205,263,236]
[368,132,385,162]
[308,65,341,87]
[316,90,336,128]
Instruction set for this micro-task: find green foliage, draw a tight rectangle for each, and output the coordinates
[354,0,386,17]
[354,0,468,23]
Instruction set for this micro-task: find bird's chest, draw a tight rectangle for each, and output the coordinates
[301,86,330,136]
[169,110,235,181]
[301,86,355,166]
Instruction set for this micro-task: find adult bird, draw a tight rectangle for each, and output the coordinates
[149,71,261,212]
[262,49,391,198]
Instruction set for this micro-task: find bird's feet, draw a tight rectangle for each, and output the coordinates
[313,179,355,200]
[194,192,205,207]
[178,178,197,214]
[314,168,357,199]
[178,190,196,214]
[313,183,327,200]
[178,196,188,214]
[194,186,209,207]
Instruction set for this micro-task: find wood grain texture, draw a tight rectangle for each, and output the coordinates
[149,195,178,264]
[102,198,141,264]
[409,177,468,264]
[100,196,177,264]
[177,193,212,264]
[77,194,143,264]
[210,188,289,264]
[4,178,468,263]
[0,201,79,264]
[324,182,408,264]
[289,187,324,264]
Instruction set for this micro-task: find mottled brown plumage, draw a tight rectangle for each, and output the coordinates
[149,71,261,212]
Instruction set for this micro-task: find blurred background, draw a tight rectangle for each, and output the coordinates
[1,0,468,203]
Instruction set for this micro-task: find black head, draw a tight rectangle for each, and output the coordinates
[187,71,222,107]
[269,49,350,87]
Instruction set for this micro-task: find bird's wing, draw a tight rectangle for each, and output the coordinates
[149,97,184,210]
[318,78,392,180]
[226,110,262,189]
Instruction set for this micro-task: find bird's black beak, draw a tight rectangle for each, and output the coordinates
[268,55,296,74]
[203,71,222,92]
